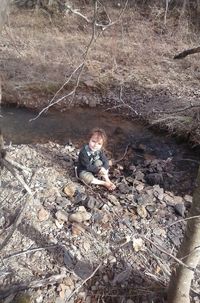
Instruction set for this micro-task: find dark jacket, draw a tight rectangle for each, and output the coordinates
[77,144,109,175]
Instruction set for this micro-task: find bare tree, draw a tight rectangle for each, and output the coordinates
[168,166,200,303]
[0,0,10,32]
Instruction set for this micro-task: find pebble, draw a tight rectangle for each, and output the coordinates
[37,207,49,222]
[63,183,76,198]
[55,210,68,223]
[174,203,186,217]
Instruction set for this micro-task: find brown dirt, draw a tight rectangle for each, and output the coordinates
[1,5,200,143]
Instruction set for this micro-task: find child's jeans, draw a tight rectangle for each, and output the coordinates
[79,160,103,184]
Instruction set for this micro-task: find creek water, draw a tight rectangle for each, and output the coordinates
[1,106,199,194]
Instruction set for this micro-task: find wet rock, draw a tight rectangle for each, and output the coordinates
[37,207,49,222]
[174,203,186,217]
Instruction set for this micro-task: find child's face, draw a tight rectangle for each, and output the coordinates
[89,133,103,152]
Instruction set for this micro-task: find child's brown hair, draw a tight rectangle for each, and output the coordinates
[89,128,107,147]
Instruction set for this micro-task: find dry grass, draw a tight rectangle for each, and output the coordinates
[1,6,200,106]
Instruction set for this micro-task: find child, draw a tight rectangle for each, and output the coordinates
[77,128,116,191]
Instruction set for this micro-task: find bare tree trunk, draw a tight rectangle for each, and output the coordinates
[0,0,10,109]
[0,0,10,32]
[168,167,200,303]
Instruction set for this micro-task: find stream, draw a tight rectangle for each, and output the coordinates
[1,106,199,195]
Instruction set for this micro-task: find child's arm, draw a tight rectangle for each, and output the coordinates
[100,151,109,170]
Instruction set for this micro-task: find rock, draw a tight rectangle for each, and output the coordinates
[153,186,164,201]
[184,194,192,203]
[112,268,131,285]
[153,228,166,237]
[132,238,144,252]
[174,196,184,204]
[56,196,71,207]
[135,183,144,192]
[55,219,64,229]
[86,196,96,209]
[118,183,130,194]
[107,194,120,205]
[74,192,87,204]
[85,296,92,303]
[69,208,91,223]
[137,205,148,218]
[63,251,74,269]
[55,210,68,223]
[63,183,76,198]
[37,207,49,222]
[163,193,175,205]
[146,205,156,213]
[77,292,87,299]
[174,203,186,217]
[103,274,109,283]
[71,223,85,236]
[83,240,91,252]
[74,260,93,279]
[135,171,145,181]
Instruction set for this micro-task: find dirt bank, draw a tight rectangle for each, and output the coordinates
[1,5,200,143]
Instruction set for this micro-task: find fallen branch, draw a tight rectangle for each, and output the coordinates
[5,156,32,173]
[167,215,200,227]
[3,245,58,261]
[114,143,130,163]
[66,263,102,302]
[174,46,200,59]
[0,273,66,300]
[143,236,200,273]
[0,156,34,251]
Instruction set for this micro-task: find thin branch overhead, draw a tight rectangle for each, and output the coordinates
[30,0,129,121]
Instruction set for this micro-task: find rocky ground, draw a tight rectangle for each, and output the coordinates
[0,142,199,303]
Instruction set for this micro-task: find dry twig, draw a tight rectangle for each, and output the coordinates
[66,262,102,302]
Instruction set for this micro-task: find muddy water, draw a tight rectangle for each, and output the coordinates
[1,106,199,194]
